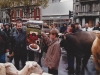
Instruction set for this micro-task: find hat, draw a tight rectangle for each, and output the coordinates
[16,18,22,22]
[4,23,10,26]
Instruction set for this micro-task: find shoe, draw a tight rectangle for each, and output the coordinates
[68,69,74,74]
[66,67,70,70]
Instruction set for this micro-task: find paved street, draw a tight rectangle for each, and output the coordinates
[5,49,96,75]
[41,50,96,75]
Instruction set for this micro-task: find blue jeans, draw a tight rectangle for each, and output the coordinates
[0,54,5,63]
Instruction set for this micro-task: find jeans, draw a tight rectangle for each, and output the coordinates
[0,54,5,63]
[14,54,27,70]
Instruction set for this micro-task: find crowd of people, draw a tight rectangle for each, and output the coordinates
[42,21,100,75]
[0,18,100,75]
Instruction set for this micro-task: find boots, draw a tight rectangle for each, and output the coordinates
[68,68,74,74]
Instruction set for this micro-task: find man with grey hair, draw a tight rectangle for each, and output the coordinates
[82,23,92,31]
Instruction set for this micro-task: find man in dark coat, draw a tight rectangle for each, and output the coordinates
[60,23,67,33]
[71,23,82,33]
[11,18,27,70]
[0,30,9,63]
[65,23,82,74]
[93,22,100,31]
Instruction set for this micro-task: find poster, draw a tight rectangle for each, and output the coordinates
[26,20,43,53]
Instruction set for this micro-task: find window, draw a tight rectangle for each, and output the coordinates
[22,10,24,18]
[17,10,20,17]
[12,11,14,18]
[88,4,92,12]
[32,9,34,17]
[37,8,39,16]
[30,9,31,17]
[81,4,86,12]
[76,5,79,12]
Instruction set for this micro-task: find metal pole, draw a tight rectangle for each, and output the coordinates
[39,6,42,21]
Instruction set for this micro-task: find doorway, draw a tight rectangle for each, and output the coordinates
[89,19,93,27]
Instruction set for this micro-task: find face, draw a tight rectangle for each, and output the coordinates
[16,21,22,31]
[68,25,72,30]
[1,25,4,29]
[75,24,78,29]
[64,24,66,27]
[44,23,47,26]
[51,24,53,28]
[96,23,99,27]
[53,25,56,28]
[5,25,9,29]
[49,34,56,40]
[85,23,88,28]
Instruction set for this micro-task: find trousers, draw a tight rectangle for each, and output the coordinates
[0,54,5,63]
[48,68,58,75]
[14,54,27,70]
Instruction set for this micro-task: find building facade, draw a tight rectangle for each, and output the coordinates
[11,7,40,24]
[0,0,41,24]
[73,0,100,27]
[42,0,73,26]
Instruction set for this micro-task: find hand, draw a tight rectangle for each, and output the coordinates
[49,66,52,69]
[8,54,12,58]
[6,49,9,52]
[41,32,44,34]
[9,52,14,57]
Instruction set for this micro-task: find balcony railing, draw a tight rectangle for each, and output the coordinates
[77,11,100,16]
[80,0,99,2]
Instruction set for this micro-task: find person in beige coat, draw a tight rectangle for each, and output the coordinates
[41,29,61,75]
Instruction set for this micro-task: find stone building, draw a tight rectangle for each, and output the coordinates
[73,0,100,27]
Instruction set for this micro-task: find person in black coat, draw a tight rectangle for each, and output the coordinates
[3,24,11,39]
[92,22,100,31]
[10,18,27,70]
[0,30,9,63]
[71,23,82,33]
[3,23,12,62]
[60,23,67,33]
